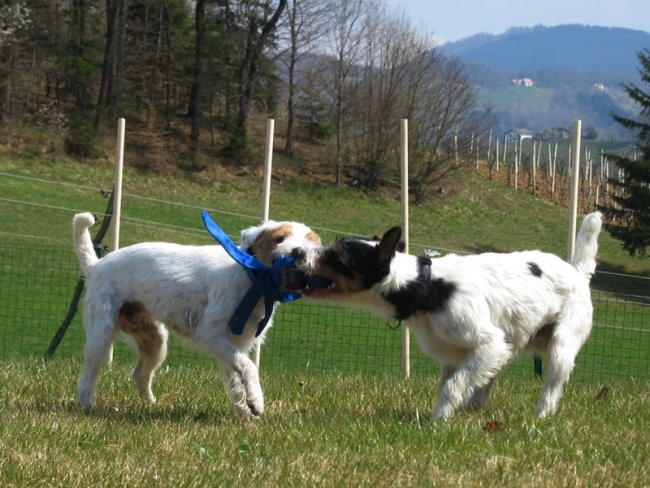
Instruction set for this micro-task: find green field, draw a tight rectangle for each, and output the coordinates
[478,85,557,116]
[0,359,648,486]
[1,153,649,485]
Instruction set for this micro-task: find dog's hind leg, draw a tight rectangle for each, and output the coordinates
[439,364,456,387]
[537,341,579,417]
[536,301,592,417]
[118,303,168,404]
[78,297,119,409]
[438,363,456,397]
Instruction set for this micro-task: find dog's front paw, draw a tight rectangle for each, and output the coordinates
[78,385,95,411]
[535,401,555,419]
[433,402,455,420]
[246,382,264,417]
[247,397,264,417]
[234,401,262,421]
[233,391,264,420]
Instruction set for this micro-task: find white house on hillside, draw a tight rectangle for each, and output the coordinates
[512,78,534,87]
[505,128,534,142]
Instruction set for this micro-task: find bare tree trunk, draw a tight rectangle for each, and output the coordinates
[0,43,11,123]
[330,0,363,186]
[163,0,172,129]
[532,140,537,195]
[94,0,121,130]
[229,0,287,154]
[188,0,207,143]
[283,0,298,157]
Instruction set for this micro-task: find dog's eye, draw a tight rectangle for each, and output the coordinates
[274,236,285,244]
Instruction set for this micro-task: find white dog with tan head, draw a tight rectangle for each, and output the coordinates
[72,212,320,419]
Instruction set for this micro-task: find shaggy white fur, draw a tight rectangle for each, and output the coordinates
[300,212,602,419]
[72,212,320,418]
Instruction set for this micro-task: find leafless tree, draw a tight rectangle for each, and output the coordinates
[325,0,364,186]
[314,2,480,198]
[188,0,209,142]
[0,1,32,123]
[277,0,331,157]
[408,58,482,202]
[94,0,124,130]
[352,5,435,190]
[226,0,287,155]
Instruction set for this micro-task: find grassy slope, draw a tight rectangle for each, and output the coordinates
[1,151,647,276]
[477,85,556,115]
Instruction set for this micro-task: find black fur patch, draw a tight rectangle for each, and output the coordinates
[321,238,390,289]
[527,262,543,278]
[382,256,457,321]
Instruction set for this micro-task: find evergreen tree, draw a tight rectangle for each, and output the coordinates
[600,49,650,256]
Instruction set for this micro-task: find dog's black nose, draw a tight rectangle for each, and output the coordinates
[290,248,306,261]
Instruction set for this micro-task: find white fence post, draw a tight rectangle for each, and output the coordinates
[254,119,275,369]
[112,118,125,253]
[567,120,582,261]
[400,119,410,379]
[108,117,126,364]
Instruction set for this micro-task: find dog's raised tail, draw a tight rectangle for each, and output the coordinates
[570,211,602,279]
[73,212,99,277]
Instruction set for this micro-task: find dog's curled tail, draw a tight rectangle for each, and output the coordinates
[571,211,602,279]
[73,212,99,277]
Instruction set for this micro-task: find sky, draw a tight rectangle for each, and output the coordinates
[389,0,650,44]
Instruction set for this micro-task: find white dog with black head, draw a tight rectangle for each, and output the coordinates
[72,212,321,419]
[297,213,602,419]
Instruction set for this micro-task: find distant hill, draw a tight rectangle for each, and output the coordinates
[442,25,650,76]
[440,25,650,139]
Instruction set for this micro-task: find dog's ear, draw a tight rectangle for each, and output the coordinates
[240,223,268,254]
[377,226,402,264]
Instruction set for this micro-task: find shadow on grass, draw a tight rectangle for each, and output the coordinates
[23,395,238,425]
[593,260,650,301]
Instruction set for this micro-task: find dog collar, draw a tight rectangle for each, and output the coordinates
[201,210,302,337]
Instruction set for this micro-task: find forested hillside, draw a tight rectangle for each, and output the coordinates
[2,4,647,198]
[0,0,490,201]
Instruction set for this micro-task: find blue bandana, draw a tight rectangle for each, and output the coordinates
[202,210,303,337]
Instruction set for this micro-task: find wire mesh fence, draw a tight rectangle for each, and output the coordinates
[4,143,649,424]
[1,245,648,384]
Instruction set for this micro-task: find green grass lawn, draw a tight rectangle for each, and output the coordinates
[1,151,649,485]
[0,358,648,487]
